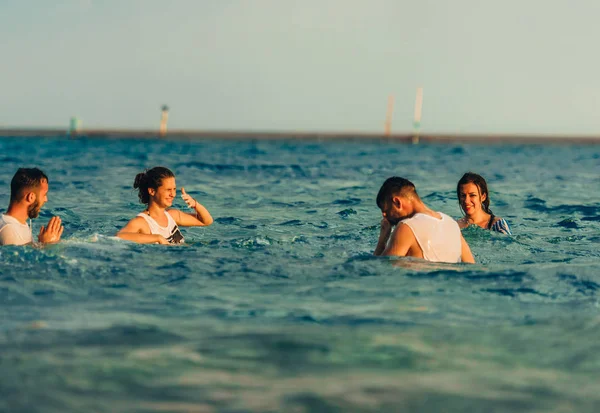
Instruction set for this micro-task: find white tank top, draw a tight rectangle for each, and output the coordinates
[137,211,184,244]
[401,212,462,263]
[0,214,33,245]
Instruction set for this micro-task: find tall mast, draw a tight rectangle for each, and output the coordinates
[384,94,395,137]
[159,105,169,137]
[413,87,423,144]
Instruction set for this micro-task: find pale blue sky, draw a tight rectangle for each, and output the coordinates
[1,0,600,134]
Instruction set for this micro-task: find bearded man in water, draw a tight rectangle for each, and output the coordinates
[0,168,63,246]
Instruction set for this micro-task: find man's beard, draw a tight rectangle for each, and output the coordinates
[386,216,401,226]
[27,200,40,218]
[387,211,416,226]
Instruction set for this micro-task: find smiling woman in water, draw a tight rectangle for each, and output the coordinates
[117,166,213,244]
[456,172,511,235]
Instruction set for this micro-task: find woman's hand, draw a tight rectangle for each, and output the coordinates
[180,187,197,209]
[156,235,169,245]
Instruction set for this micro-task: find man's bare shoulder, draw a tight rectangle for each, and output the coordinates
[386,222,417,251]
[390,222,424,258]
[394,222,415,238]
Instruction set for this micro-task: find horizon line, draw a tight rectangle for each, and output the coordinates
[1,127,600,144]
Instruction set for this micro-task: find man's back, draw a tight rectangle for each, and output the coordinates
[401,212,462,263]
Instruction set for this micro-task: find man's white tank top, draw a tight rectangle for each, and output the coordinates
[137,211,184,244]
[401,212,462,263]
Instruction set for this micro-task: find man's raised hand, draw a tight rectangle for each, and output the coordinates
[38,216,64,244]
[380,217,392,234]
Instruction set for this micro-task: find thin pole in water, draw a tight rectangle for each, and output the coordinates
[384,95,395,137]
[160,105,169,137]
[413,87,423,144]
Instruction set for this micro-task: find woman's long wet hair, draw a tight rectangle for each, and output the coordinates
[457,172,493,216]
[133,167,175,205]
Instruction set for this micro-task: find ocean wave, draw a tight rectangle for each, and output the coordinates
[524,196,600,216]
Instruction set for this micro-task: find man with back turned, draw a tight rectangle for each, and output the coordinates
[374,177,474,263]
[0,168,63,246]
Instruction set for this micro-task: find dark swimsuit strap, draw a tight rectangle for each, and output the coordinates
[486,214,495,229]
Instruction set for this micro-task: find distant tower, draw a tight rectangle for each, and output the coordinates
[68,116,82,137]
[412,87,423,144]
[384,95,395,137]
[159,105,169,137]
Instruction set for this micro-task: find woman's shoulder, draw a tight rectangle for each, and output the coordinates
[456,216,469,229]
[129,214,148,224]
[490,216,511,235]
[166,208,181,218]
[490,215,502,224]
[490,216,508,226]
[120,214,152,233]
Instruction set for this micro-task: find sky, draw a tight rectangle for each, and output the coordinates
[1,0,600,135]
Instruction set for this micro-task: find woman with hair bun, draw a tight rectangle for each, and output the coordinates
[117,166,213,244]
[456,172,511,235]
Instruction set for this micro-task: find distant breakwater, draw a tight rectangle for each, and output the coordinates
[1,128,600,144]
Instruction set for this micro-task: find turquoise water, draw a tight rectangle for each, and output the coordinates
[0,137,599,413]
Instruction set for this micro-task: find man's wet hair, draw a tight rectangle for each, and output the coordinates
[10,168,48,203]
[376,177,418,209]
[134,166,175,204]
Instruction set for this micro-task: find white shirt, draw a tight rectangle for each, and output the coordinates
[0,214,33,246]
[137,211,184,244]
[401,212,462,263]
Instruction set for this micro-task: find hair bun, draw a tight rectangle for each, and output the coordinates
[133,172,146,189]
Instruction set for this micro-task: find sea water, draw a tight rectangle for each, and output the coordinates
[0,136,598,413]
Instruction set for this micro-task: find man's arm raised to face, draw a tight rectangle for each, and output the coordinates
[374,218,392,256]
[380,223,416,257]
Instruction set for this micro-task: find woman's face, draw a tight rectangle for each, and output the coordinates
[149,177,176,208]
[459,182,486,216]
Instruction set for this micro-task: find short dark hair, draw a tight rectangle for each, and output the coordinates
[457,172,492,215]
[10,168,48,203]
[133,166,175,204]
[376,177,417,209]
